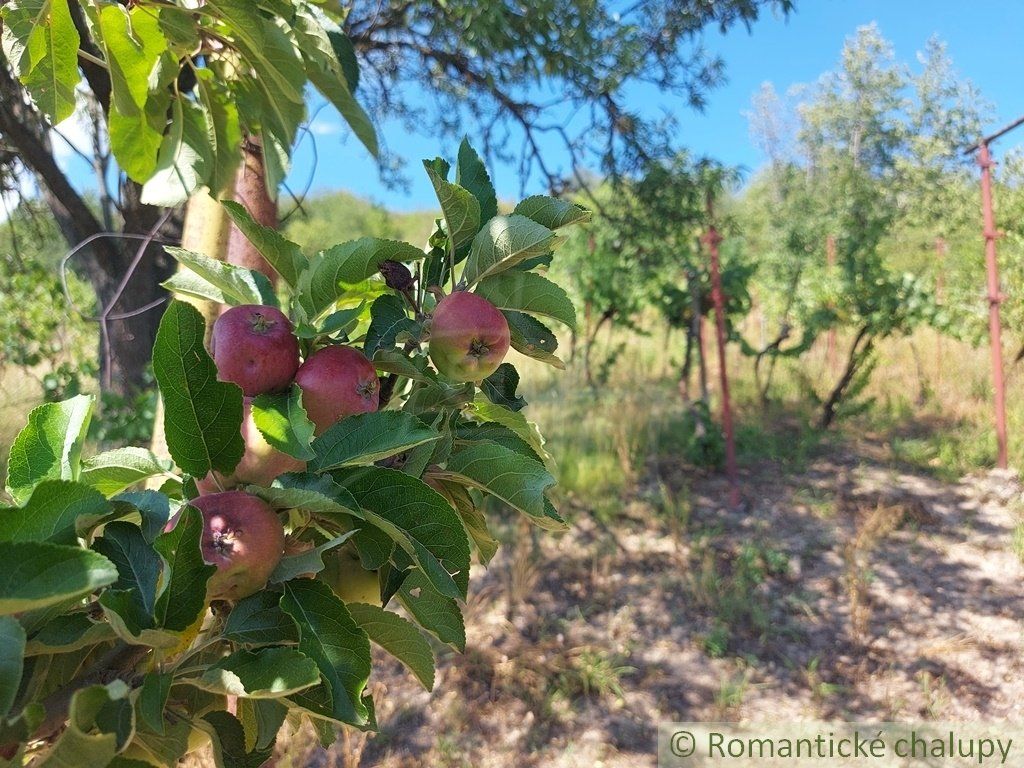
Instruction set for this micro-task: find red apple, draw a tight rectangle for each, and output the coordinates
[196,398,305,494]
[428,291,510,381]
[294,345,379,435]
[211,304,300,397]
[165,491,285,601]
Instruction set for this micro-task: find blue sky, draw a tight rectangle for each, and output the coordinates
[288,0,1023,212]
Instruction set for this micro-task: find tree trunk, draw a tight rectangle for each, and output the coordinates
[818,326,872,430]
[227,138,278,277]
[95,180,180,397]
[178,191,232,340]
[679,323,693,402]
[0,63,179,398]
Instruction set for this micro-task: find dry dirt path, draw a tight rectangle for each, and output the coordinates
[285,448,1024,768]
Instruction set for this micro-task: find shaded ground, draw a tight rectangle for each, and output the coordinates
[281,438,1024,768]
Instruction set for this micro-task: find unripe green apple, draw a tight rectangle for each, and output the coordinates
[294,345,379,435]
[428,291,510,381]
[211,304,300,397]
[165,491,285,601]
[318,546,381,605]
[117,743,163,766]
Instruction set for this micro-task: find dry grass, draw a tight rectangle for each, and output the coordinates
[841,502,907,644]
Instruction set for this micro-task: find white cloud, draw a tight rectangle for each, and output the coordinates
[309,120,341,137]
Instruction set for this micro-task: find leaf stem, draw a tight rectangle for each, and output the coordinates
[77,49,108,70]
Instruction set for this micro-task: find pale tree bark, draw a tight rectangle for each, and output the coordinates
[149,191,231,468]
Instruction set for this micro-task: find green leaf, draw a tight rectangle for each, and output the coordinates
[337,467,470,599]
[269,533,355,583]
[141,96,212,206]
[474,271,577,329]
[94,522,161,635]
[396,569,465,651]
[96,5,167,112]
[207,0,305,105]
[293,5,378,158]
[504,310,565,369]
[454,423,542,464]
[309,302,367,339]
[127,720,190,766]
[346,603,434,691]
[252,95,301,202]
[481,363,527,412]
[363,293,418,358]
[223,591,298,647]
[216,8,306,197]
[402,380,474,415]
[250,473,360,518]
[188,648,320,699]
[251,386,316,462]
[6,394,93,504]
[423,158,480,255]
[24,613,116,656]
[372,350,436,382]
[195,70,242,196]
[37,682,132,768]
[469,395,554,470]
[513,195,592,229]
[158,5,199,51]
[108,95,169,184]
[328,30,359,92]
[456,139,498,225]
[162,247,277,307]
[80,448,175,497]
[310,412,439,472]
[115,491,174,543]
[153,506,216,632]
[0,480,109,545]
[0,541,117,616]
[138,672,172,735]
[97,5,170,181]
[434,478,500,565]
[443,443,562,530]
[299,239,425,320]
[462,214,557,287]
[0,0,80,123]
[203,710,275,768]
[280,580,372,726]
[0,616,25,719]
[237,699,287,753]
[153,301,245,479]
[222,201,308,288]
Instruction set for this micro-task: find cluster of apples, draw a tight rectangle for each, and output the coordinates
[169,289,511,602]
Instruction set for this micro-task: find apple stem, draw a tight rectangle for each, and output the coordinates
[399,287,419,315]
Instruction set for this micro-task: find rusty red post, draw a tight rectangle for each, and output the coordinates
[826,234,837,371]
[977,141,1009,469]
[702,221,740,508]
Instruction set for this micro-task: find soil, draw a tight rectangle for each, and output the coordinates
[292,440,1024,767]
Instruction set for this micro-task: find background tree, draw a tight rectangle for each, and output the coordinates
[0,0,791,400]
[737,25,985,425]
